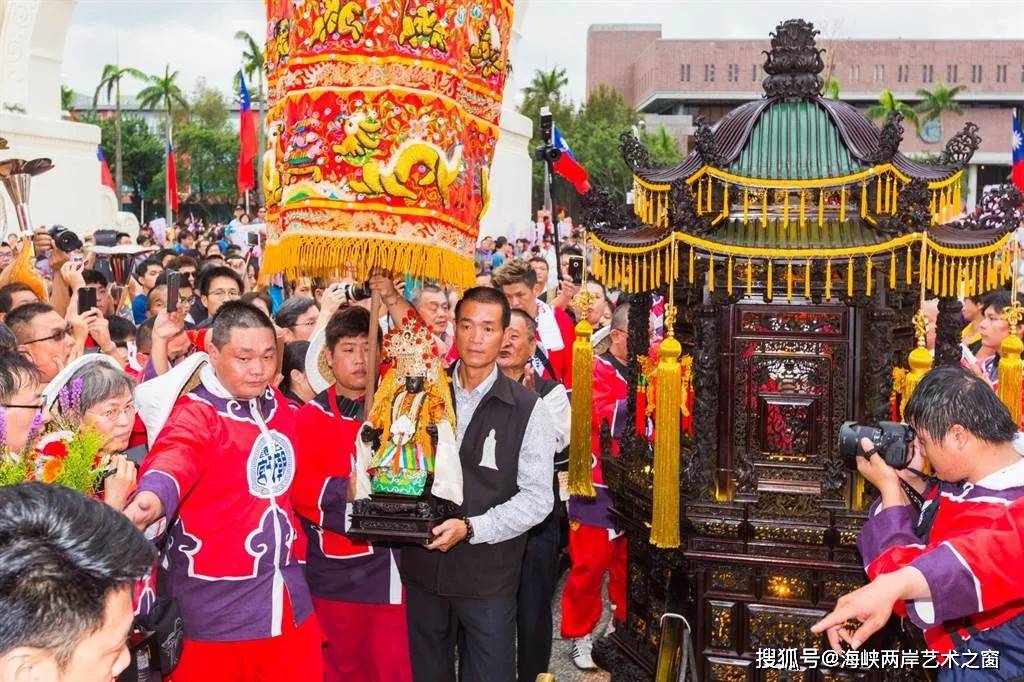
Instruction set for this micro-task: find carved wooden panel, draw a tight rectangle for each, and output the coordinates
[707,656,752,681]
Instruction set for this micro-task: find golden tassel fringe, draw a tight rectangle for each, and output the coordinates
[650,332,682,548]
[999,335,1024,425]
[568,320,596,497]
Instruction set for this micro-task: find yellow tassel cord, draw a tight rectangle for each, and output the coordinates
[783,191,790,226]
[746,258,753,296]
[875,176,883,215]
[786,262,793,301]
[799,190,807,226]
[720,184,730,221]
[818,189,825,227]
[688,246,695,284]
[902,343,934,417]
[930,190,938,225]
[743,189,750,222]
[260,233,476,290]
[727,256,734,294]
[999,334,1024,425]
[866,258,873,295]
[804,262,812,299]
[889,251,897,289]
[840,186,847,222]
[767,260,774,301]
[762,189,769,227]
[891,178,900,215]
[696,179,703,215]
[860,182,868,219]
[847,258,854,298]
[708,256,715,292]
[825,259,833,300]
[905,246,913,285]
[567,319,596,497]
[651,327,682,548]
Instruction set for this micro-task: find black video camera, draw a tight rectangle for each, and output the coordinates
[49,224,83,253]
[837,421,916,470]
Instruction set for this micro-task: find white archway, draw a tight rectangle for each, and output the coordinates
[0,0,116,234]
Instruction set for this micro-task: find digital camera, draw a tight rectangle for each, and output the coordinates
[837,421,916,470]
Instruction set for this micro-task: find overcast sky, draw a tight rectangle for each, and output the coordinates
[63,0,1023,107]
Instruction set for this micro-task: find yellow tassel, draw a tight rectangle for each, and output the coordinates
[688,246,695,284]
[825,259,833,299]
[804,262,811,299]
[783,191,790,226]
[847,258,854,298]
[800,190,807,225]
[568,320,596,497]
[999,335,1024,425]
[930,190,937,224]
[650,331,682,548]
[746,258,753,296]
[767,260,773,301]
[889,251,896,289]
[892,178,900,215]
[708,256,715,292]
[786,262,793,301]
[840,186,847,222]
[866,258,873,295]
[706,178,713,213]
[727,256,734,294]
[743,189,749,223]
[860,182,868,218]
[696,180,703,215]
[906,245,913,285]
[762,189,768,227]
[876,176,882,214]
[818,188,825,227]
[902,345,934,417]
[721,184,729,220]
[940,257,948,297]
[655,251,661,288]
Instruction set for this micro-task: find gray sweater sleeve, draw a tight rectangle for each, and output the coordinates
[468,400,556,544]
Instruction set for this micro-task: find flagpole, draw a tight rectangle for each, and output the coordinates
[245,189,250,216]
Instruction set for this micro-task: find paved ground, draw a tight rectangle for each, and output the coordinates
[545,575,613,682]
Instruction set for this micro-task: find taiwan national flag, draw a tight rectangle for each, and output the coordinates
[552,127,591,194]
[97,146,116,193]
[237,71,258,193]
[166,140,179,212]
[1013,111,1024,192]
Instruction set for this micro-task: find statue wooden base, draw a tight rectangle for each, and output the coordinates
[349,493,462,544]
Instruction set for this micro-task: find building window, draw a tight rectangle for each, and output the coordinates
[922,64,933,83]
[728,64,740,82]
[848,64,860,82]
[946,64,958,83]
[873,64,884,83]
[1020,64,1024,82]
[997,64,1007,83]
[680,64,691,82]
[752,64,759,82]
[971,64,983,83]
[898,64,909,83]
[704,64,715,82]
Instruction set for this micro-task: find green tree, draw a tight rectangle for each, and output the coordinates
[866,90,918,127]
[61,86,76,115]
[173,121,239,200]
[914,81,966,123]
[79,112,163,208]
[518,68,575,210]
[190,79,230,130]
[93,64,147,202]
[521,67,568,111]
[823,76,841,99]
[137,65,189,222]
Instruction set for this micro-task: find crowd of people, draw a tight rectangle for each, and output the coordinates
[0,209,634,682]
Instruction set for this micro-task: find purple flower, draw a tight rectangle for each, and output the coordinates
[70,379,83,411]
[0,407,7,449]
[27,410,43,446]
[57,386,70,413]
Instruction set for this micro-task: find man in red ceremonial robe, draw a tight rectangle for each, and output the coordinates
[292,306,412,682]
[125,302,322,682]
[561,304,630,670]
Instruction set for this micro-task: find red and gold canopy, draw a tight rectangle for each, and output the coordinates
[262,0,515,288]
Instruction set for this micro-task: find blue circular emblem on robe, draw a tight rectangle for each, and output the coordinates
[247,431,295,499]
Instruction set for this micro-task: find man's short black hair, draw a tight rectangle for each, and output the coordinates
[209,301,275,349]
[455,286,512,328]
[980,290,1024,319]
[0,283,37,315]
[197,265,243,296]
[107,316,136,347]
[274,297,318,329]
[5,302,56,343]
[133,258,163,280]
[509,308,537,337]
[115,232,131,241]
[494,236,508,249]
[325,306,371,351]
[0,483,155,667]
[905,365,1018,444]
[81,269,108,288]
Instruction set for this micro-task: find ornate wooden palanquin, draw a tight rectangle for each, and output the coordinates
[585,18,1024,682]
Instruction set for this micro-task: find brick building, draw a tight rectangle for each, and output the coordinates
[587,24,1024,208]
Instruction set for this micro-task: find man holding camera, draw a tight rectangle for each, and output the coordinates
[814,366,1024,678]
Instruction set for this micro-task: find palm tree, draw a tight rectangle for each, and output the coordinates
[137,65,189,222]
[93,64,147,203]
[521,67,569,110]
[866,90,918,128]
[915,81,966,123]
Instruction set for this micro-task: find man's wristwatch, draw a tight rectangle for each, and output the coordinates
[462,516,474,541]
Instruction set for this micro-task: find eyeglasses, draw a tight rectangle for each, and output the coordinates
[87,403,136,422]
[0,400,45,410]
[178,295,196,306]
[23,324,73,345]
[207,289,240,298]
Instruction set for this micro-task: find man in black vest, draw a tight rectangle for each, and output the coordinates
[498,309,570,681]
[400,287,556,682]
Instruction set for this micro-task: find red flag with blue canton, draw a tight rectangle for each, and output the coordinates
[237,71,258,193]
[97,146,116,193]
[1013,111,1024,192]
[166,140,179,212]
[553,127,591,194]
